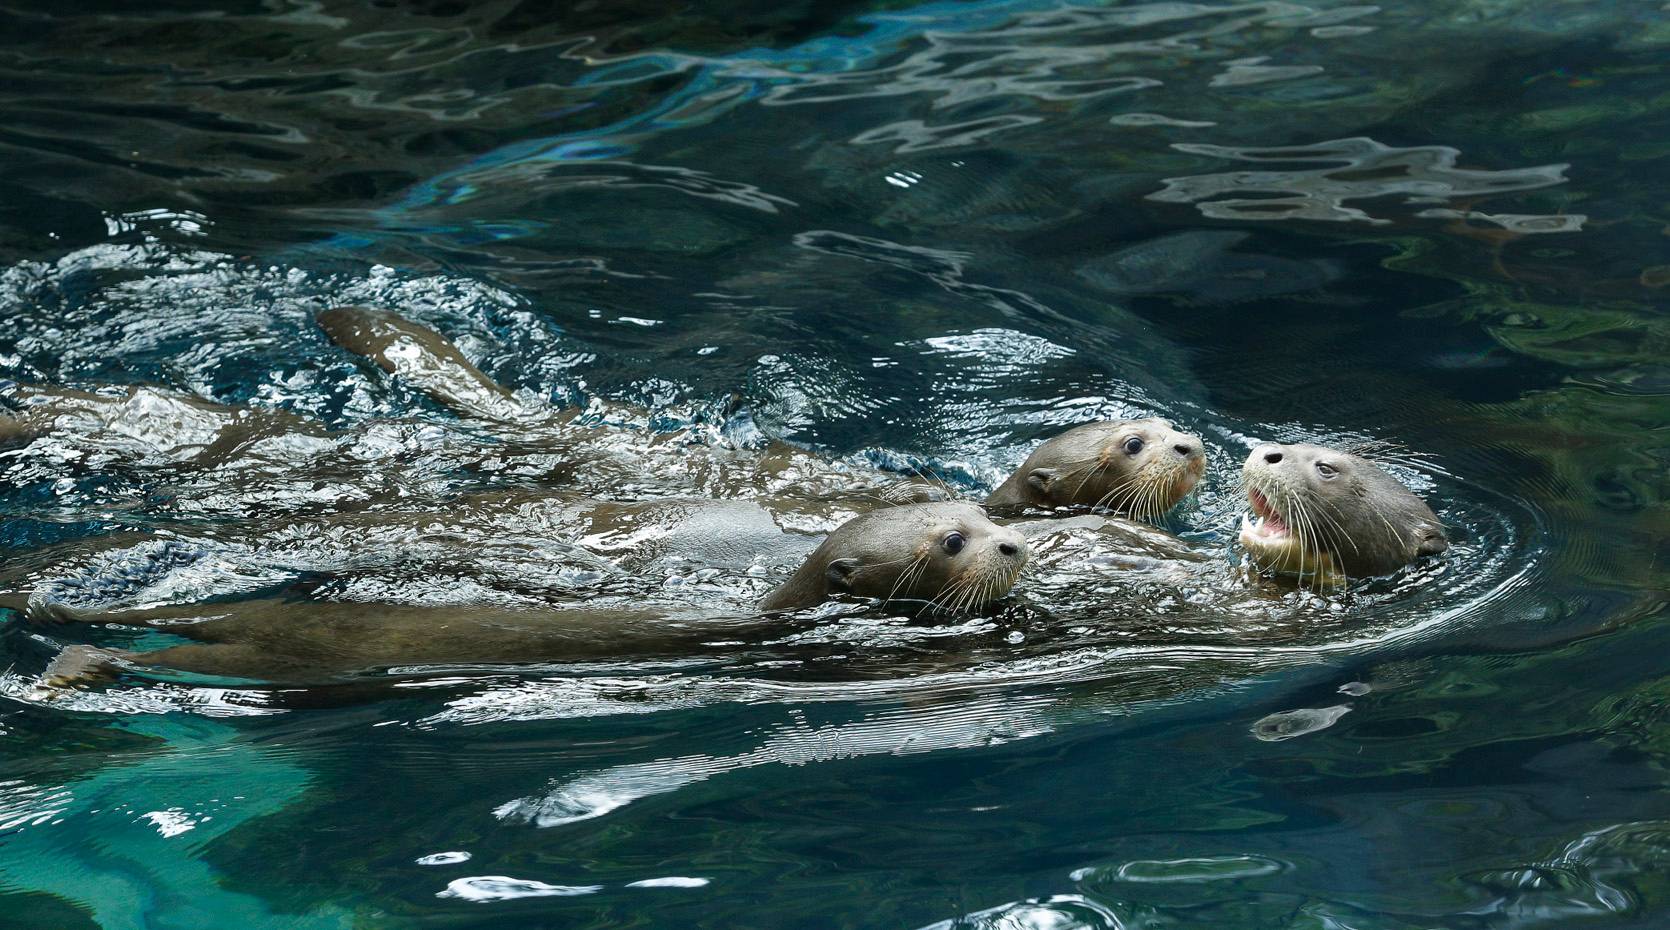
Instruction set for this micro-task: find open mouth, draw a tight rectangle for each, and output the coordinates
[1239,484,1341,583]
[1244,488,1290,538]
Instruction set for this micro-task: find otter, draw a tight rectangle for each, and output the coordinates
[985,418,1205,518]
[1239,441,1448,583]
[761,501,1027,612]
[319,309,1204,520]
[5,309,1195,518]
[33,502,1028,686]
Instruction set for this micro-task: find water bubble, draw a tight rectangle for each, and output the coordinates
[627,876,710,888]
[1251,705,1352,741]
[416,851,472,866]
[436,876,602,902]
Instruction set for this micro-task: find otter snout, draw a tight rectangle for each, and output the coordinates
[970,523,1029,580]
[994,527,1029,565]
[1170,436,1203,461]
[1246,442,1286,471]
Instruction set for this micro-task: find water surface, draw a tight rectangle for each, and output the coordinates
[2,1,1668,927]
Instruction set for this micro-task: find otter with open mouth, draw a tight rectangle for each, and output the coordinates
[985,418,1206,519]
[1239,441,1448,585]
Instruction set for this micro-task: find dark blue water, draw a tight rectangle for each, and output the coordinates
[2,1,1669,927]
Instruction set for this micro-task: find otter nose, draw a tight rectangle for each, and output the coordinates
[1173,442,1197,457]
[999,541,1020,557]
[1247,443,1284,467]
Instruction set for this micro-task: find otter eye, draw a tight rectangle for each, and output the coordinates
[1316,462,1338,479]
[942,532,966,555]
[1122,437,1144,456]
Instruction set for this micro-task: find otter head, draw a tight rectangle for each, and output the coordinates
[1240,442,1448,584]
[761,502,1029,614]
[985,418,1206,519]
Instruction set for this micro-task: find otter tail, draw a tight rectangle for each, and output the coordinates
[317,306,536,424]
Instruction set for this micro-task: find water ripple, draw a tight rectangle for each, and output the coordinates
[1149,136,1575,226]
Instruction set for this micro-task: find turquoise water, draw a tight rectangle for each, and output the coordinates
[2,1,1669,927]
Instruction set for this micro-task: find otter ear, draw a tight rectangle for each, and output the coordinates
[825,558,860,593]
[1025,468,1058,497]
[1416,524,1448,557]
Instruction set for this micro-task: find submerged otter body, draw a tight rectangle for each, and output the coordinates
[1239,442,1448,583]
[43,603,730,684]
[986,419,1205,519]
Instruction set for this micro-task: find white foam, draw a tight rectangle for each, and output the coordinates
[436,876,602,902]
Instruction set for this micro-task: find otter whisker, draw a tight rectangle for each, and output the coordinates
[900,463,958,500]
[1369,505,1405,553]
[1087,473,1129,508]
[1069,457,1113,500]
[1347,439,1439,472]
[1143,474,1166,522]
[926,572,974,614]
[880,561,918,605]
[948,577,981,614]
[1125,473,1155,521]
[881,552,930,604]
[1109,471,1160,520]
[1095,474,1162,524]
[1293,496,1344,589]
[1089,474,1141,514]
[979,571,1000,614]
[1087,476,1134,514]
[961,570,990,612]
[1275,487,1310,583]
[961,565,1002,614]
[955,574,980,614]
[1288,495,1314,586]
[1033,453,1111,497]
[1289,494,1315,581]
[1092,467,1155,516]
[1123,478,1151,522]
[1310,500,1357,556]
